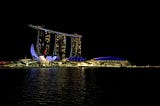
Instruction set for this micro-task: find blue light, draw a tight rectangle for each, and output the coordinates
[67,57,86,61]
[94,56,125,61]
[46,56,58,61]
[30,44,39,61]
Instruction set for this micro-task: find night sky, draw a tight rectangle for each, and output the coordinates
[0,2,159,65]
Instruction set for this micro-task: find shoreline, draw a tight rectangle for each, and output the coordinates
[1,65,160,69]
[1,60,160,69]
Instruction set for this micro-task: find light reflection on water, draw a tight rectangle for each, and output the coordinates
[1,68,160,105]
[18,68,97,106]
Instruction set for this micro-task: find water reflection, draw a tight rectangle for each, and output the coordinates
[2,68,160,105]
[19,68,97,106]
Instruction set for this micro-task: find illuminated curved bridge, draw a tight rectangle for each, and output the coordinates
[28,24,82,61]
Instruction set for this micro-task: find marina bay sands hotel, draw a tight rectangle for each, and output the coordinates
[0,24,130,67]
[28,24,82,62]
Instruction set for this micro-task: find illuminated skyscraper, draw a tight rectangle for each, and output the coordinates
[53,35,66,60]
[29,24,82,60]
[70,36,81,57]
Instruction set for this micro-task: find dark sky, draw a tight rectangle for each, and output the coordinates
[0,1,159,65]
